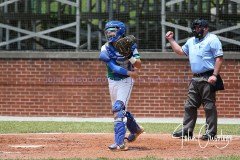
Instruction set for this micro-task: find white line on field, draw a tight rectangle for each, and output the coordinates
[9,145,45,148]
[0,151,21,154]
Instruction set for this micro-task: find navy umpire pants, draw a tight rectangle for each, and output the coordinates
[183,78,217,135]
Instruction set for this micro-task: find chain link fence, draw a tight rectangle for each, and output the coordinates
[0,0,239,51]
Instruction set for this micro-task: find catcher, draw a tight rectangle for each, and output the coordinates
[99,20,144,151]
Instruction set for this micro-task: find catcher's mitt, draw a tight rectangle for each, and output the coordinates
[114,35,136,58]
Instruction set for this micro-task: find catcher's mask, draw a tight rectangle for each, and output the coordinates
[104,20,126,42]
[191,19,208,39]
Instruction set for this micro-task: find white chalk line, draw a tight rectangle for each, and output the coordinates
[9,145,45,148]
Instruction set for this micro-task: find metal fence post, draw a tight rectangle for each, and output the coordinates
[161,0,166,52]
[76,0,80,51]
[108,0,113,20]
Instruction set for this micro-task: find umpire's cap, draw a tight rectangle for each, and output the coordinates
[191,18,209,30]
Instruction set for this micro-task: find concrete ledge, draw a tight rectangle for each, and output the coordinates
[0,51,239,60]
[0,51,99,59]
[0,116,239,124]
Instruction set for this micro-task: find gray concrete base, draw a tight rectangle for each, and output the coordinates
[0,116,239,124]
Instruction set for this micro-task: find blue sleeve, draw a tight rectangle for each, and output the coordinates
[107,60,128,76]
[99,51,110,63]
[210,37,223,58]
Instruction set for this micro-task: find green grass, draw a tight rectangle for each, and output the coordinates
[0,121,113,134]
[0,121,239,135]
[175,155,240,160]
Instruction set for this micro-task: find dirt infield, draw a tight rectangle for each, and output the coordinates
[0,133,240,159]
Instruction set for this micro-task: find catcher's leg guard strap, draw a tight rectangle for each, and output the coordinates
[112,100,126,145]
[112,100,126,121]
[126,111,141,134]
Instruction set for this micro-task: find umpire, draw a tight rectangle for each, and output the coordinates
[165,19,224,140]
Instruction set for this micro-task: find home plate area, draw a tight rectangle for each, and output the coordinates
[0,133,239,159]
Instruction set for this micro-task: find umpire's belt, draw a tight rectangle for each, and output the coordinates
[193,70,214,77]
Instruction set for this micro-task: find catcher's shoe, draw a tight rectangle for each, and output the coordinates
[126,126,144,142]
[108,143,128,151]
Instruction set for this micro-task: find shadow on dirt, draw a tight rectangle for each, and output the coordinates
[129,146,152,151]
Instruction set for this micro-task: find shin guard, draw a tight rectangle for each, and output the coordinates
[114,121,126,145]
[112,100,127,145]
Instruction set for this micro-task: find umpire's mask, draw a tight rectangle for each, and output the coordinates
[191,19,209,39]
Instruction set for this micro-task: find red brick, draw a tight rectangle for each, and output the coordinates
[0,59,239,118]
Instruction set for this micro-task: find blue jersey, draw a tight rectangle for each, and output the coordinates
[99,42,140,80]
[182,33,223,74]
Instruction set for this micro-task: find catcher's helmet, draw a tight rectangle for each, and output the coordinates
[191,18,208,39]
[104,21,126,42]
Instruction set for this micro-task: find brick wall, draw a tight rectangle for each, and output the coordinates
[0,55,239,118]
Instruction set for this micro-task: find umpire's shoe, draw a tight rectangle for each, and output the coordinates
[201,133,216,141]
[126,126,144,142]
[172,129,193,139]
[108,143,128,151]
